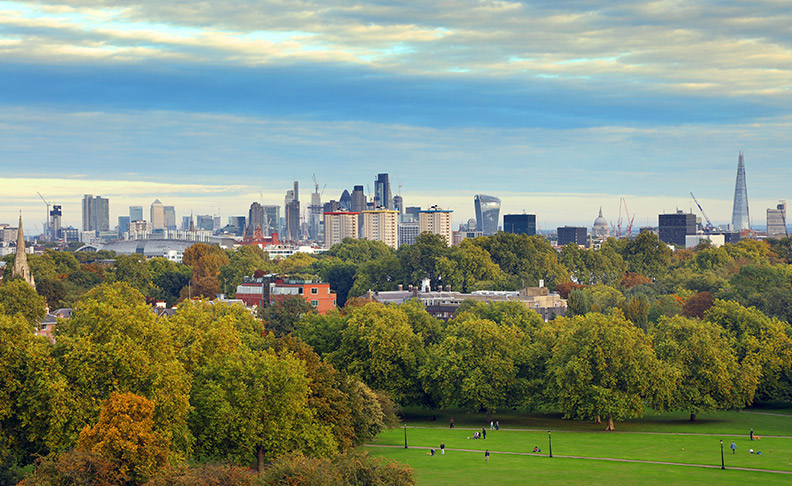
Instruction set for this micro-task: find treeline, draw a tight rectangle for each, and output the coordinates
[0,284,411,485]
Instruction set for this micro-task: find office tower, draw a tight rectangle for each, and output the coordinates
[228,216,246,236]
[117,216,130,235]
[731,151,751,231]
[213,216,222,231]
[12,214,35,289]
[474,194,501,236]
[393,195,403,216]
[658,211,697,246]
[82,195,109,232]
[129,206,144,222]
[163,206,176,230]
[196,215,214,231]
[324,211,359,248]
[150,200,165,229]
[181,215,193,231]
[592,208,610,237]
[362,209,399,249]
[309,184,322,241]
[399,221,420,246]
[323,201,340,213]
[418,206,453,246]
[503,214,536,236]
[403,206,421,223]
[557,226,588,246]
[767,201,788,238]
[263,205,280,236]
[285,181,300,242]
[374,173,392,209]
[49,205,62,240]
[351,185,366,213]
[248,202,265,235]
[339,190,352,211]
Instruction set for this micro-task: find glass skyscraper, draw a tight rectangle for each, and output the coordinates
[731,151,750,231]
[474,194,501,236]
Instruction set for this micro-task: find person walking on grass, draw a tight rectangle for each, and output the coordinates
[730,441,737,454]
[490,421,494,430]
[495,420,499,431]
[485,450,490,463]
[441,442,445,455]
[450,417,454,429]
[750,428,754,441]
[482,428,486,439]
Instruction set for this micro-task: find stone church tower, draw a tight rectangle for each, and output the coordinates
[12,213,36,290]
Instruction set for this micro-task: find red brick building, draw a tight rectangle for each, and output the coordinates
[235,275,337,314]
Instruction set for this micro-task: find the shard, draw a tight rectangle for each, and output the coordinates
[731,151,751,231]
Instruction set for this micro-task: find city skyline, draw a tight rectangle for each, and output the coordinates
[1,2,791,229]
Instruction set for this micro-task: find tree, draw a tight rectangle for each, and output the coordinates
[181,243,229,299]
[190,347,335,471]
[325,238,394,264]
[566,289,590,317]
[112,254,154,296]
[582,284,625,312]
[0,279,46,328]
[436,241,505,293]
[329,303,424,404]
[294,310,347,358]
[348,254,404,298]
[421,316,527,415]
[621,294,650,331]
[78,393,169,484]
[548,313,669,430]
[316,261,357,306]
[473,233,568,288]
[218,246,273,297]
[398,232,450,289]
[53,283,191,453]
[618,231,671,280]
[682,291,714,319]
[652,316,759,421]
[260,295,317,336]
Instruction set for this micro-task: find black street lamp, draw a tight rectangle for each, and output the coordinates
[548,431,553,458]
[720,439,725,469]
[404,423,408,449]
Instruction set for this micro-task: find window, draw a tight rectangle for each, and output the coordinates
[311,287,318,294]
[298,287,303,294]
[311,300,319,307]
[333,300,337,306]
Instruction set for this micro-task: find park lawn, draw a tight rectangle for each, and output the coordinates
[363,446,792,486]
[373,427,792,472]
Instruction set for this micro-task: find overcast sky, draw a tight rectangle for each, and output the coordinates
[1,1,790,231]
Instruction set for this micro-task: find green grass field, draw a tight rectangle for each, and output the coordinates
[364,407,792,485]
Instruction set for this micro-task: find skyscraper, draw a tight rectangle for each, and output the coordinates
[374,173,392,210]
[248,202,265,235]
[503,214,536,236]
[285,181,300,242]
[474,194,501,236]
[164,206,176,230]
[151,199,165,229]
[351,186,366,213]
[129,206,144,222]
[82,195,109,232]
[731,151,750,231]
[339,190,352,211]
[263,205,280,236]
[767,201,787,238]
[49,205,62,240]
[117,216,130,235]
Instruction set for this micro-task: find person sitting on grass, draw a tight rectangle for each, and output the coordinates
[533,446,541,453]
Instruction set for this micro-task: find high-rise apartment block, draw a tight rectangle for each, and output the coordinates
[362,209,399,249]
[503,214,536,236]
[659,211,697,246]
[324,212,359,248]
[82,195,109,232]
[150,200,165,230]
[419,206,453,246]
[767,201,787,238]
[731,151,751,231]
[557,226,588,246]
[474,194,501,236]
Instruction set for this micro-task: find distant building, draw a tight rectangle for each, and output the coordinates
[262,205,280,236]
[503,214,536,236]
[339,190,352,211]
[351,186,366,213]
[399,221,420,247]
[474,195,501,236]
[285,181,300,242]
[150,200,165,230]
[227,216,246,236]
[129,206,144,222]
[686,234,725,249]
[164,206,176,230]
[362,209,399,249]
[12,214,35,290]
[767,201,787,238]
[419,206,454,246]
[374,174,393,210]
[659,211,697,246]
[403,206,421,223]
[49,205,62,241]
[82,195,109,232]
[181,215,193,231]
[324,211,359,248]
[592,208,610,237]
[236,275,337,314]
[393,195,403,217]
[117,216,130,235]
[557,226,588,246]
[196,215,214,231]
[731,151,751,231]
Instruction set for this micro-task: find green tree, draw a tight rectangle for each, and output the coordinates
[316,261,357,306]
[652,316,759,421]
[548,313,669,430]
[112,254,154,296]
[218,246,273,297]
[348,254,404,298]
[566,289,590,317]
[181,243,229,299]
[0,279,46,328]
[583,284,625,313]
[621,294,650,331]
[398,232,450,288]
[436,241,504,292]
[618,231,671,280]
[325,238,394,264]
[473,233,568,288]
[260,295,317,336]
[294,310,347,358]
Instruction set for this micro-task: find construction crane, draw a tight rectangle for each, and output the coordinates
[616,198,635,237]
[312,173,319,194]
[690,192,715,231]
[36,191,50,240]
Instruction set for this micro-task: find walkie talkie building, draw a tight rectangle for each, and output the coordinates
[474,194,501,236]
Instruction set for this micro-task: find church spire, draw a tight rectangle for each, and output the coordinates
[12,213,36,290]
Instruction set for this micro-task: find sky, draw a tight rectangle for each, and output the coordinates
[1,0,791,232]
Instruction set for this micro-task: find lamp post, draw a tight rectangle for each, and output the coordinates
[720,439,725,469]
[548,431,553,458]
[404,423,408,449]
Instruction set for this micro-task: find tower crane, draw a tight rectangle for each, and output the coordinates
[690,192,715,231]
[36,191,50,239]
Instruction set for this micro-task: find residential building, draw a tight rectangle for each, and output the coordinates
[150,199,165,230]
[767,201,787,238]
[503,213,536,236]
[659,211,697,246]
[235,275,337,314]
[474,194,501,236]
[324,211,359,248]
[557,226,588,246]
[419,206,453,246]
[362,209,399,249]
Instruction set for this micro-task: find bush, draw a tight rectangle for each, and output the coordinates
[19,450,126,486]
[145,463,257,486]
